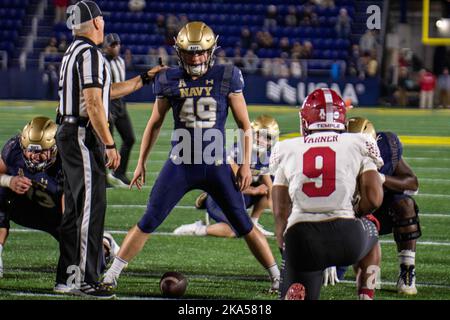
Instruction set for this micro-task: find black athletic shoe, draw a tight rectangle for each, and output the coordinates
[71,282,116,299]
[112,172,131,186]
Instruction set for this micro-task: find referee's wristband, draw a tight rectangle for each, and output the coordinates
[140,72,153,85]
[105,143,116,150]
[379,173,386,184]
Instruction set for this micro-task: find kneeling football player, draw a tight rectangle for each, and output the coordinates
[0,117,119,292]
[347,117,421,295]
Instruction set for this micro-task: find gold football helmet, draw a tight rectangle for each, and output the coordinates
[346,116,376,139]
[174,21,218,76]
[20,116,58,171]
[251,115,280,152]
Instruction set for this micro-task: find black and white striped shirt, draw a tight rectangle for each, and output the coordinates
[105,55,125,83]
[58,36,111,119]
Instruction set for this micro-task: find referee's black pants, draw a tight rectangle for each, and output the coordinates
[55,123,107,285]
[109,100,135,176]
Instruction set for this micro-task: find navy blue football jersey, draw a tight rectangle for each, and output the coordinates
[376,131,403,176]
[1,135,63,207]
[153,65,244,162]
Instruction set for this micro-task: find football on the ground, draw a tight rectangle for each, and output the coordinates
[159,272,188,298]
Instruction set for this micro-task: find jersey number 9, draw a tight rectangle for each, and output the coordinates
[302,147,336,197]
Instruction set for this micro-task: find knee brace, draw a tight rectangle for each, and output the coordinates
[392,198,421,242]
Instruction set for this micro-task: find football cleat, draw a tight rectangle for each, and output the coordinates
[103,232,120,266]
[254,222,274,237]
[173,221,205,236]
[397,264,417,295]
[195,192,208,209]
[53,283,74,294]
[107,172,128,187]
[70,282,116,299]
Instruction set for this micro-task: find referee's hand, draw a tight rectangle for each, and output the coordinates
[105,148,121,171]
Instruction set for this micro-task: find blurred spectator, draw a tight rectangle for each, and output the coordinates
[129,0,146,12]
[264,5,278,29]
[42,63,58,100]
[45,37,58,54]
[300,1,315,25]
[314,0,335,9]
[438,67,450,108]
[240,28,253,49]
[419,69,436,109]
[155,15,166,37]
[335,8,351,38]
[291,41,303,60]
[233,47,245,69]
[54,0,68,25]
[256,31,274,49]
[330,60,342,80]
[179,14,189,29]
[279,37,291,54]
[358,52,372,79]
[216,49,229,65]
[310,12,320,27]
[301,41,313,59]
[124,48,134,70]
[58,34,68,53]
[359,30,378,55]
[285,6,298,27]
[290,59,302,78]
[348,44,362,76]
[261,58,273,77]
[394,67,410,107]
[243,49,260,74]
[272,55,290,78]
[367,54,378,77]
[158,46,169,65]
[165,14,180,45]
[146,47,158,66]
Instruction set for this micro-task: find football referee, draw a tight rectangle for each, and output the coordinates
[56,0,164,298]
[104,33,135,186]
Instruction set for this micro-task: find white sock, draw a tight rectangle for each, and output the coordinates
[195,225,207,236]
[251,217,259,225]
[267,263,280,280]
[0,244,3,256]
[107,256,128,279]
[398,250,416,266]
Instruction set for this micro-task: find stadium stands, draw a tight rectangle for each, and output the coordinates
[0,0,383,76]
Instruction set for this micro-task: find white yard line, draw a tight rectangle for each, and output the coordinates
[9,228,450,246]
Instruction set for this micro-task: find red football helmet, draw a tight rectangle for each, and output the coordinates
[300,88,347,136]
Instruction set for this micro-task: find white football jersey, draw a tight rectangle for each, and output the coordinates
[270,131,383,229]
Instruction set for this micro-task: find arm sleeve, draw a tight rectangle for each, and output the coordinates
[78,48,104,89]
[230,66,245,94]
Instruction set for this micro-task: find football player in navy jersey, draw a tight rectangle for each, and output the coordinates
[103,22,281,292]
[173,115,279,238]
[0,117,119,291]
[324,117,421,295]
